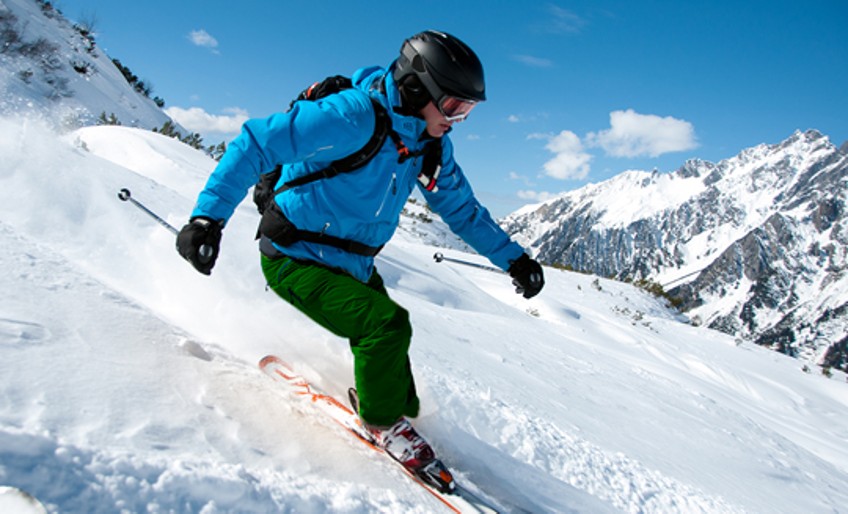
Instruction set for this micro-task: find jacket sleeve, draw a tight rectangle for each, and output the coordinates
[191,91,374,222]
[421,137,525,271]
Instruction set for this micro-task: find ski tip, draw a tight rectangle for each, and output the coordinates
[259,354,284,368]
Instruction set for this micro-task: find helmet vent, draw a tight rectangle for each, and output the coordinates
[411,55,425,72]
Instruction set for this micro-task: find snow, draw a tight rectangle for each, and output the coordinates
[592,171,706,228]
[0,486,48,514]
[515,170,708,233]
[0,0,175,131]
[1,115,847,513]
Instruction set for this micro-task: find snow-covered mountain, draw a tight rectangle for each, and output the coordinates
[503,130,848,373]
[0,0,173,129]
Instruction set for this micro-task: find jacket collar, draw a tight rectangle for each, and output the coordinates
[354,65,430,145]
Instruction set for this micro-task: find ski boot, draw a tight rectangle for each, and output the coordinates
[348,388,455,493]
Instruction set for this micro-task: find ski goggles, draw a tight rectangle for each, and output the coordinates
[436,95,477,122]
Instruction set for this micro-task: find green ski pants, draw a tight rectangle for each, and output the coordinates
[261,254,420,427]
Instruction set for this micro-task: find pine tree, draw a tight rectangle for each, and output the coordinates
[208,141,227,161]
[97,112,121,126]
[154,120,180,138]
[184,133,204,150]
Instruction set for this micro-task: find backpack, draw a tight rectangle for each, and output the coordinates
[254,75,442,256]
[253,75,442,214]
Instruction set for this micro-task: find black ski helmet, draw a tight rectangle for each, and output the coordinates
[393,30,486,112]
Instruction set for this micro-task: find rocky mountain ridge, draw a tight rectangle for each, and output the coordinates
[503,129,848,371]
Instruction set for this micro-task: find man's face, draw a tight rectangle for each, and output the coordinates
[420,101,455,138]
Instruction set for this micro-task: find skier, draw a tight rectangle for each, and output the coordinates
[176,30,544,475]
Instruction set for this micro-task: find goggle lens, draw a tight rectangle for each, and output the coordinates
[438,96,477,122]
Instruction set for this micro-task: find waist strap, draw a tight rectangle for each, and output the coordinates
[259,202,383,257]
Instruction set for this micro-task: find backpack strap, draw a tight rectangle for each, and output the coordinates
[289,75,352,109]
[274,98,392,194]
[259,201,383,256]
[385,125,443,192]
[416,138,442,192]
[256,80,444,256]
[257,96,392,255]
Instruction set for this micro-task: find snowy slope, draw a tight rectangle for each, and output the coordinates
[1,117,847,513]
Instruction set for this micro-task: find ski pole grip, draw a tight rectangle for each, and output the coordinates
[198,244,214,263]
[433,252,444,263]
[118,188,131,201]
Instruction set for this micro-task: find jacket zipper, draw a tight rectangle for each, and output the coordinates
[375,172,397,217]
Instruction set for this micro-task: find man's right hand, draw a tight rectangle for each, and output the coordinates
[176,217,223,275]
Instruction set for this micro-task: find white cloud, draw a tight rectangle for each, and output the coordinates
[188,29,218,50]
[546,6,586,34]
[512,54,554,68]
[535,130,592,180]
[509,171,536,187]
[587,109,698,158]
[507,114,520,123]
[164,106,248,136]
[517,190,556,202]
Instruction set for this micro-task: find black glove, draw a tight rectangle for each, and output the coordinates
[508,254,544,299]
[176,217,223,275]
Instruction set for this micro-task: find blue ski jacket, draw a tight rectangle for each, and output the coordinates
[191,65,525,283]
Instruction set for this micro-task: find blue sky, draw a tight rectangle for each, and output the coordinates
[57,0,847,217]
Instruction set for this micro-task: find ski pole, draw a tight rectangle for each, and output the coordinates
[118,188,178,234]
[433,252,504,274]
[117,188,214,263]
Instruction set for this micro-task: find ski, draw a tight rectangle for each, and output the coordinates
[258,355,500,514]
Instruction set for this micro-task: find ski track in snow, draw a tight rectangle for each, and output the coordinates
[0,116,846,513]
